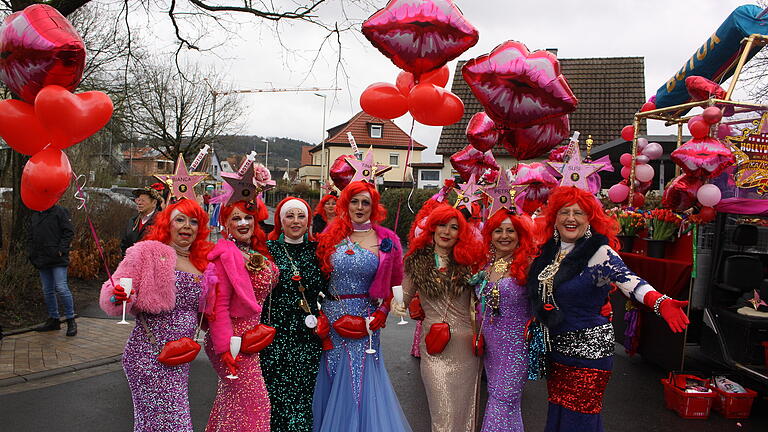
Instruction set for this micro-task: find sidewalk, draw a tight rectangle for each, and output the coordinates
[0,317,133,387]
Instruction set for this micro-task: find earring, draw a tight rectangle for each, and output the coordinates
[584,225,592,239]
[553,227,560,242]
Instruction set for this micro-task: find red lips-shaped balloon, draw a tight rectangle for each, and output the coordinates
[0,99,50,155]
[670,137,735,179]
[21,146,72,211]
[466,112,499,153]
[34,85,114,149]
[463,40,578,129]
[662,174,705,212]
[449,144,500,182]
[500,114,570,160]
[0,4,85,104]
[362,0,479,77]
[330,155,356,191]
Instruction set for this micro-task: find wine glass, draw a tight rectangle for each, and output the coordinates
[392,285,408,326]
[226,336,241,379]
[117,278,133,325]
[365,316,377,355]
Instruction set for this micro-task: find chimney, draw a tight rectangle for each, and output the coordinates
[545,48,558,57]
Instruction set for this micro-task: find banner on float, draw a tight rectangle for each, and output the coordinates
[654,4,768,110]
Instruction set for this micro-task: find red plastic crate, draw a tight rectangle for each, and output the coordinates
[710,385,759,419]
[661,375,716,419]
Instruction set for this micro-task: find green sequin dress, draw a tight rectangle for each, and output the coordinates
[262,237,328,432]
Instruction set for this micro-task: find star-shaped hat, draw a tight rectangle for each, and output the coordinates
[154,154,208,202]
[347,148,392,183]
[547,141,603,191]
[453,172,484,212]
[484,169,527,217]
[221,163,259,205]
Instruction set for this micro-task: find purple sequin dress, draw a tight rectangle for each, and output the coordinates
[123,271,202,432]
[477,277,530,432]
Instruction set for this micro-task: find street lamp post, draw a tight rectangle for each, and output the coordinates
[262,138,269,168]
[314,93,327,197]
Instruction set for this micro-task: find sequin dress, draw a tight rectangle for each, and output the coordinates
[123,271,202,432]
[312,243,412,432]
[204,259,278,432]
[261,239,327,432]
[477,276,530,432]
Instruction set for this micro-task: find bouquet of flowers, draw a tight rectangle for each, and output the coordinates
[607,208,646,237]
[647,209,682,241]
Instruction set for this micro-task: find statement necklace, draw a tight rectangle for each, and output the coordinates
[280,242,317,329]
[235,240,266,272]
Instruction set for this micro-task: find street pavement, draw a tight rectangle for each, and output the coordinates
[1,312,766,432]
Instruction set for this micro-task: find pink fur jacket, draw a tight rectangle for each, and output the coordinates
[100,240,206,316]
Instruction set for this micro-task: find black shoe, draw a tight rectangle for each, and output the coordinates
[65,318,77,337]
[34,318,61,332]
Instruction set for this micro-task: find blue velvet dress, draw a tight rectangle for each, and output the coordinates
[312,243,412,432]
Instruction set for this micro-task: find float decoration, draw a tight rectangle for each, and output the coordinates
[724,112,768,194]
[546,134,605,191]
[154,154,208,202]
[346,148,392,184]
[452,172,484,212]
[512,162,558,215]
[483,169,526,217]
[671,137,735,179]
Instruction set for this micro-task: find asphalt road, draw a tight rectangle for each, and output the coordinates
[1,314,766,432]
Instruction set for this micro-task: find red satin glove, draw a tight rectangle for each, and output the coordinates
[409,295,425,321]
[599,298,613,321]
[315,311,330,339]
[113,284,130,303]
[220,352,238,376]
[643,291,690,333]
[368,310,387,331]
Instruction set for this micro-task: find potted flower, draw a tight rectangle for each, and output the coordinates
[645,209,682,258]
[608,208,646,252]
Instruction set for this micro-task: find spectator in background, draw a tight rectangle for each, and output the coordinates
[311,192,338,235]
[27,204,77,336]
[121,184,163,254]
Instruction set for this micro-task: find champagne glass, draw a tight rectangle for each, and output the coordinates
[117,278,133,325]
[226,336,241,379]
[392,285,408,326]
[365,316,377,355]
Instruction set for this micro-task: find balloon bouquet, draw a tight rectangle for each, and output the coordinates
[0,5,114,211]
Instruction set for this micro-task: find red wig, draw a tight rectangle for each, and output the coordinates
[220,200,271,258]
[407,198,444,245]
[317,181,386,275]
[482,210,536,284]
[405,204,482,268]
[536,186,620,250]
[145,199,212,272]
[314,194,338,222]
[268,197,313,241]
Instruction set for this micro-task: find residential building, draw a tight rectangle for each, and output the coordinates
[410,161,445,189]
[123,147,174,177]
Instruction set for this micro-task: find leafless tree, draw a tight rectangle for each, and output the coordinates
[737,0,768,102]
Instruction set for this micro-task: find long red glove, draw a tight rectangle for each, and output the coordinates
[643,291,689,333]
[113,284,130,303]
[409,295,425,321]
[368,310,387,331]
[599,298,613,321]
[315,311,330,339]
[220,352,238,376]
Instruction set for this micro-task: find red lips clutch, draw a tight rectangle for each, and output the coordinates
[241,324,276,354]
[425,322,451,355]
[332,314,368,339]
[157,337,201,366]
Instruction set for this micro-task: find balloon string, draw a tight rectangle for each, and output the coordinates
[393,118,417,233]
[72,173,117,290]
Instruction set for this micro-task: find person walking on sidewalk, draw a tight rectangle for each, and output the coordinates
[27,204,77,336]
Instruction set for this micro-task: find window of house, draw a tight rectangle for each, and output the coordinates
[389,153,399,166]
[157,161,165,170]
[421,170,440,181]
[369,124,383,138]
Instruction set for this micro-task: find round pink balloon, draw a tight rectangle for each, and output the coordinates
[608,183,630,203]
[636,155,650,164]
[697,184,722,207]
[637,137,648,152]
[702,107,723,125]
[642,142,663,160]
[620,153,633,167]
[716,123,732,139]
[620,166,630,178]
[635,164,655,182]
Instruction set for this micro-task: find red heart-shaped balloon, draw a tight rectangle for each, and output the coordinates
[21,146,72,211]
[362,0,478,77]
[465,111,499,153]
[0,99,50,155]
[462,40,578,129]
[0,5,85,103]
[500,114,570,160]
[360,82,408,120]
[408,83,464,126]
[34,85,114,149]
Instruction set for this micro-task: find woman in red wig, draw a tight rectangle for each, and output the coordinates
[203,196,276,431]
[312,192,338,235]
[527,186,689,432]
[260,196,328,431]
[313,181,411,432]
[99,199,212,432]
[474,209,536,431]
[397,203,484,432]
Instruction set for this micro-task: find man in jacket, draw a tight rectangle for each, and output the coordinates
[120,185,162,254]
[27,204,77,336]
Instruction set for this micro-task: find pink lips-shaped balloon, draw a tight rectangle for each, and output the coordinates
[362,0,479,77]
[449,144,499,183]
[671,137,735,179]
[500,114,570,160]
[462,40,578,129]
[0,4,86,103]
[466,111,499,153]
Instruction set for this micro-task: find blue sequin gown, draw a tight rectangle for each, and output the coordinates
[312,243,412,432]
[123,271,202,432]
[477,277,530,432]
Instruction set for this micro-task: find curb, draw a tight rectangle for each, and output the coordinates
[0,354,123,388]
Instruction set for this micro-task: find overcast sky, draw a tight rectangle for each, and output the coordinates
[143,0,762,162]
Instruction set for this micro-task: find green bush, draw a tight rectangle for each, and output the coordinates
[380,187,440,245]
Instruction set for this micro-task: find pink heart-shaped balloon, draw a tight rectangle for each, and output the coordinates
[500,114,570,160]
[0,99,50,155]
[34,85,113,149]
[462,40,578,129]
[362,0,479,77]
[449,144,499,182]
[466,112,499,152]
[0,4,85,103]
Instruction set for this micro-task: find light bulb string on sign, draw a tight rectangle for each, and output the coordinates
[72,172,118,290]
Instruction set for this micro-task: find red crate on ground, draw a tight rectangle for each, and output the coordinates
[661,374,716,419]
[710,385,759,419]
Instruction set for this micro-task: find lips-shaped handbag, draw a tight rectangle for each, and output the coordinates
[332,314,368,339]
[425,322,451,355]
[240,323,276,354]
[409,295,425,321]
[157,337,201,366]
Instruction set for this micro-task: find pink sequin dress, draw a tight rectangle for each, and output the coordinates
[204,259,278,432]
